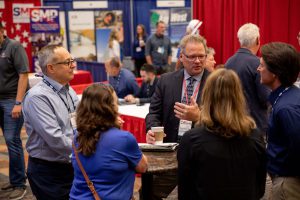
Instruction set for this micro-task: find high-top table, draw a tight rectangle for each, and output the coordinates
[140,150,178,200]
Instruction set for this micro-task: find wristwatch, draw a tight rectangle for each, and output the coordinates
[15,101,22,105]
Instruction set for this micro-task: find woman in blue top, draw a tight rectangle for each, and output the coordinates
[70,83,148,200]
[133,24,147,77]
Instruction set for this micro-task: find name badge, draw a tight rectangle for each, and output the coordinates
[69,112,77,130]
[157,46,164,54]
[178,120,192,136]
[136,47,142,52]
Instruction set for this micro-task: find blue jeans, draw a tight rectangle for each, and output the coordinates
[0,99,26,188]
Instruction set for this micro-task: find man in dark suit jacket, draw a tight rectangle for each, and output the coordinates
[225,23,270,133]
[124,64,158,104]
[143,34,209,199]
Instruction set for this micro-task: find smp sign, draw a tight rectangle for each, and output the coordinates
[13,3,34,23]
[30,7,60,33]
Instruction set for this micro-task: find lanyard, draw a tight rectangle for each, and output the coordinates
[272,87,290,108]
[110,70,122,92]
[183,78,201,105]
[42,79,75,113]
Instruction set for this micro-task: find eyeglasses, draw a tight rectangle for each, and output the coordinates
[182,52,207,62]
[53,58,77,68]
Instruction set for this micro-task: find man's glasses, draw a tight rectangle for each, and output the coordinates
[53,58,77,68]
[182,52,207,62]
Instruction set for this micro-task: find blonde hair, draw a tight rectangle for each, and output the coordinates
[199,68,256,137]
[108,29,118,48]
[180,34,207,54]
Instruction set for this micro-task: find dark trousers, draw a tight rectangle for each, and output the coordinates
[27,157,74,200]
[134,58,146,77]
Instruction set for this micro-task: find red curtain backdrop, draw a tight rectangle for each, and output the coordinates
[0,0,41,71]
[193,0,300,65]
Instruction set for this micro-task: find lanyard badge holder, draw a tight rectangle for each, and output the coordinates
[43,78,77,131]
[178,79,200,136]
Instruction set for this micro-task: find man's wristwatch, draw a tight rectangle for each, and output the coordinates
[15,101,22,105]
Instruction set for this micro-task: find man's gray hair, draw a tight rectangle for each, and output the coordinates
[237,23,260,48]
[37,45,61,74]
[180,34,207,54]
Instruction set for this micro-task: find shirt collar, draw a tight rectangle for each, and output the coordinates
[155,33,164,39]
[43,75,66,92]
[112,69,122,79]
[183,69,204,82]
[149,77,156,86]
[268,85,285,105]
[237,48,253,55]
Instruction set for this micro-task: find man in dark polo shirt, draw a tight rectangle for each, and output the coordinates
[145,21,172,74]
[0,22,29,199]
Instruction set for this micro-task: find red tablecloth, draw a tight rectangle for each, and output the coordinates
[120,115,146,143]
[69,70,93,86]
[72,78,147,143]
[72,83,93,94]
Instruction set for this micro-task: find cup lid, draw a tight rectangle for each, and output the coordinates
[151,126,164,132]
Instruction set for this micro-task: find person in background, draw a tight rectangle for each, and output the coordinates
[124,64,158,104]
[204,47,216,72]
[0,21,28,200]
[107,29,120,60]
[215,64,225,70]
[133,24,147,77]
[70,83,147,200]
[145,34,210,199]
[23,45,79,200]
[225,23,270,135]
[175,19,202,71]
[145,21,172,75]
[105,57,139,98]
[178,68,266,200]
[257,42,300,200]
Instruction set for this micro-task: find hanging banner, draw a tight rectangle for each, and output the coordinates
[169,8,191,61]
[68,11,96,61]
[94,10,123,63]
[59,11,68,49]
[73,1,108,9]
[157,0,185,8]
[30,7,60,72]
[13,3,34,23]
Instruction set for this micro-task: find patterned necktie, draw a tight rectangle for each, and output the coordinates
[182,77,196,104]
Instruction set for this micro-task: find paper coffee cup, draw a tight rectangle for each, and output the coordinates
[151,127,164,144]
